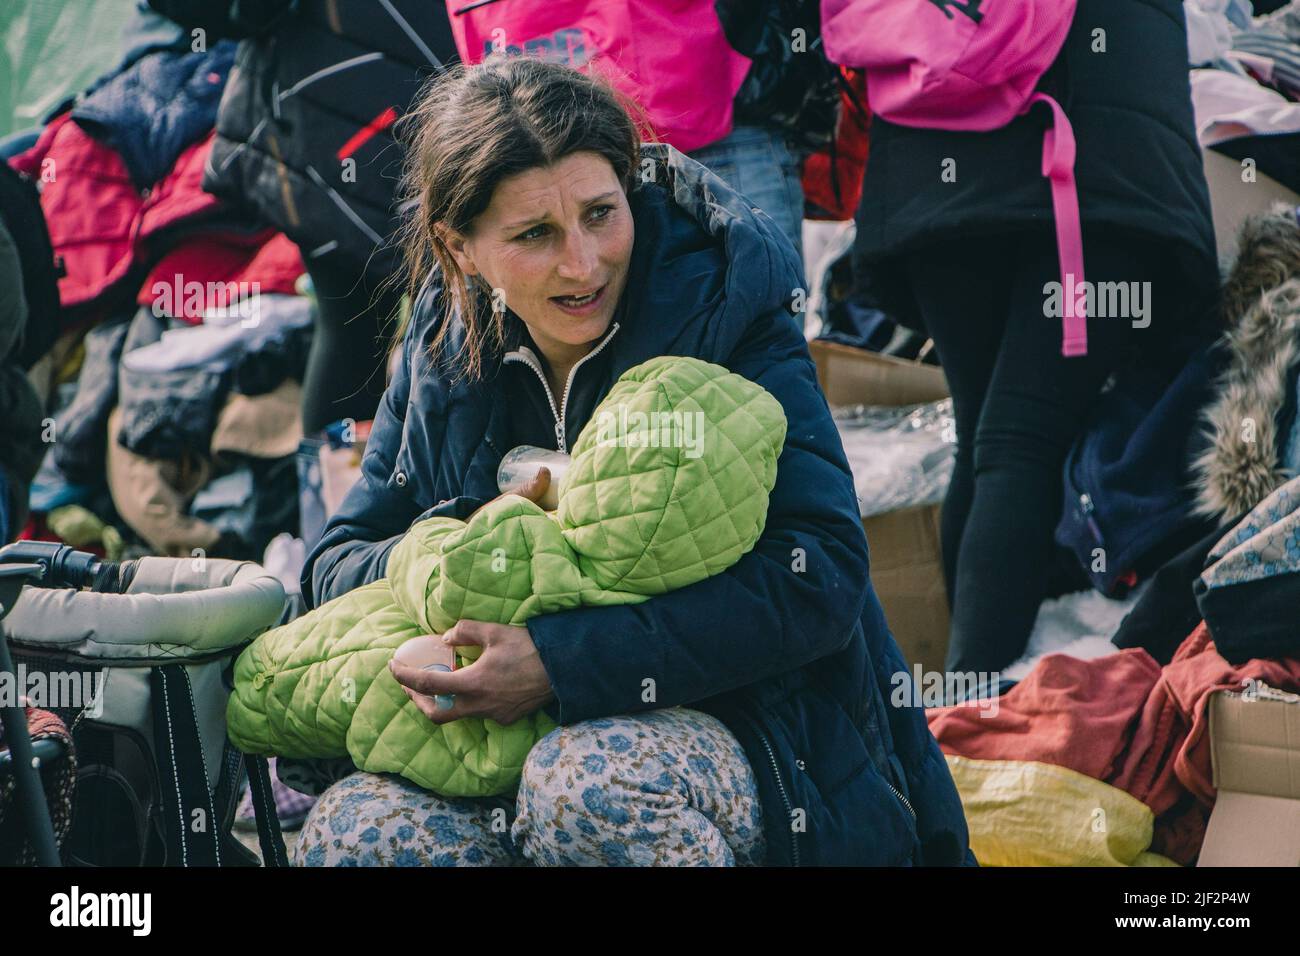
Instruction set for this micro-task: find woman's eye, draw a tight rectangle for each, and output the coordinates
[588,204,613,223]
[516,224,547,242]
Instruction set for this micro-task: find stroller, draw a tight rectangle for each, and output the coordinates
[0,540,290,866]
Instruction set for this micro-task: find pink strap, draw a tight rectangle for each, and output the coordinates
[1027,92,1088,358]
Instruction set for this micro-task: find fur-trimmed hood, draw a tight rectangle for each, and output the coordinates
[1193,203,1300,520]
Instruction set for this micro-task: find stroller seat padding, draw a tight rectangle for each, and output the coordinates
[3,557,285,659]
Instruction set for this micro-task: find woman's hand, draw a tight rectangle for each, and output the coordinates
[389,620,556,726]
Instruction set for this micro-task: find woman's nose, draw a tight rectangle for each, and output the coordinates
[555,230,598,281]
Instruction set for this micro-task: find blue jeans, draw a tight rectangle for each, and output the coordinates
[688,124,804,269]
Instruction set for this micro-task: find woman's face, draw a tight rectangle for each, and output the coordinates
[440,151,634,362]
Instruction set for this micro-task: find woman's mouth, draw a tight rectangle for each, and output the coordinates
[550,285,606,315]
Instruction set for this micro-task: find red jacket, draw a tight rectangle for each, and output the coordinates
[12,114,223,309]
[802,68,870,221]
[11,115,304,317]
[135,232,305,324]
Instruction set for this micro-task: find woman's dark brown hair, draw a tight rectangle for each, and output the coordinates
[395,56,643,380]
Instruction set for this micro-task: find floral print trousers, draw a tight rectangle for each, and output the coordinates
[293,707,766,866]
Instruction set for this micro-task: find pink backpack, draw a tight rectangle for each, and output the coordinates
[444,0,752,153]
[821,0,1087,357]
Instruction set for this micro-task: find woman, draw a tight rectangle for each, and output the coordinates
[851,0,1219,675]
[295,58,971,866]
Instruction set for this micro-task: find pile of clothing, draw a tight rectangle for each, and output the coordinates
[928,203,1300,867]
[930,620,1300,866]
[1188,0,1300,194]
[3,25,316,566]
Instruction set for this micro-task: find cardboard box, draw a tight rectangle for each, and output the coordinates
[809,339,952,676]
[811,338,950,408]
[1199,686,1300,867]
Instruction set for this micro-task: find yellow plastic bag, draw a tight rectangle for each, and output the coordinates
[945,755,1179,867]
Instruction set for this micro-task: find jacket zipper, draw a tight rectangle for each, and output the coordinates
[753,715,914,863]
[503,322,620,454]
[752,724,800,867]
[887,780,917,821]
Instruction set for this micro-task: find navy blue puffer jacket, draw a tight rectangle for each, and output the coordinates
[301,144,972,866]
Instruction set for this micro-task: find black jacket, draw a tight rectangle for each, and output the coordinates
[148,0,457,277]
[853,0,1218,325]
[301,145,973,866]
[714,0,840,152]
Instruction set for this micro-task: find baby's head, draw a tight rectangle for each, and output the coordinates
[558,356,787,594]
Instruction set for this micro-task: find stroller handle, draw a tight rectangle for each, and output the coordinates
[0,541,104,590]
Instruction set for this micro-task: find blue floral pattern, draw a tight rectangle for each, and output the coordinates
[293,772,521,867]
[293,707,764,867]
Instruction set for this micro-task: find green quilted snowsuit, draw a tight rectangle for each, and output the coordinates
[227,355,787,796]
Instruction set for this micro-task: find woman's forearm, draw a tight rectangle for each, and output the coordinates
[527,504,872,724]
[303,494,489,608]
[303,529,404,609]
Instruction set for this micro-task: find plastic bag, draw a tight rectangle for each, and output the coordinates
[833,399,956,517]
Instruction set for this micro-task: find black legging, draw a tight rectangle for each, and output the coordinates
[903,232,1163,674]
[301,251,402,435]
